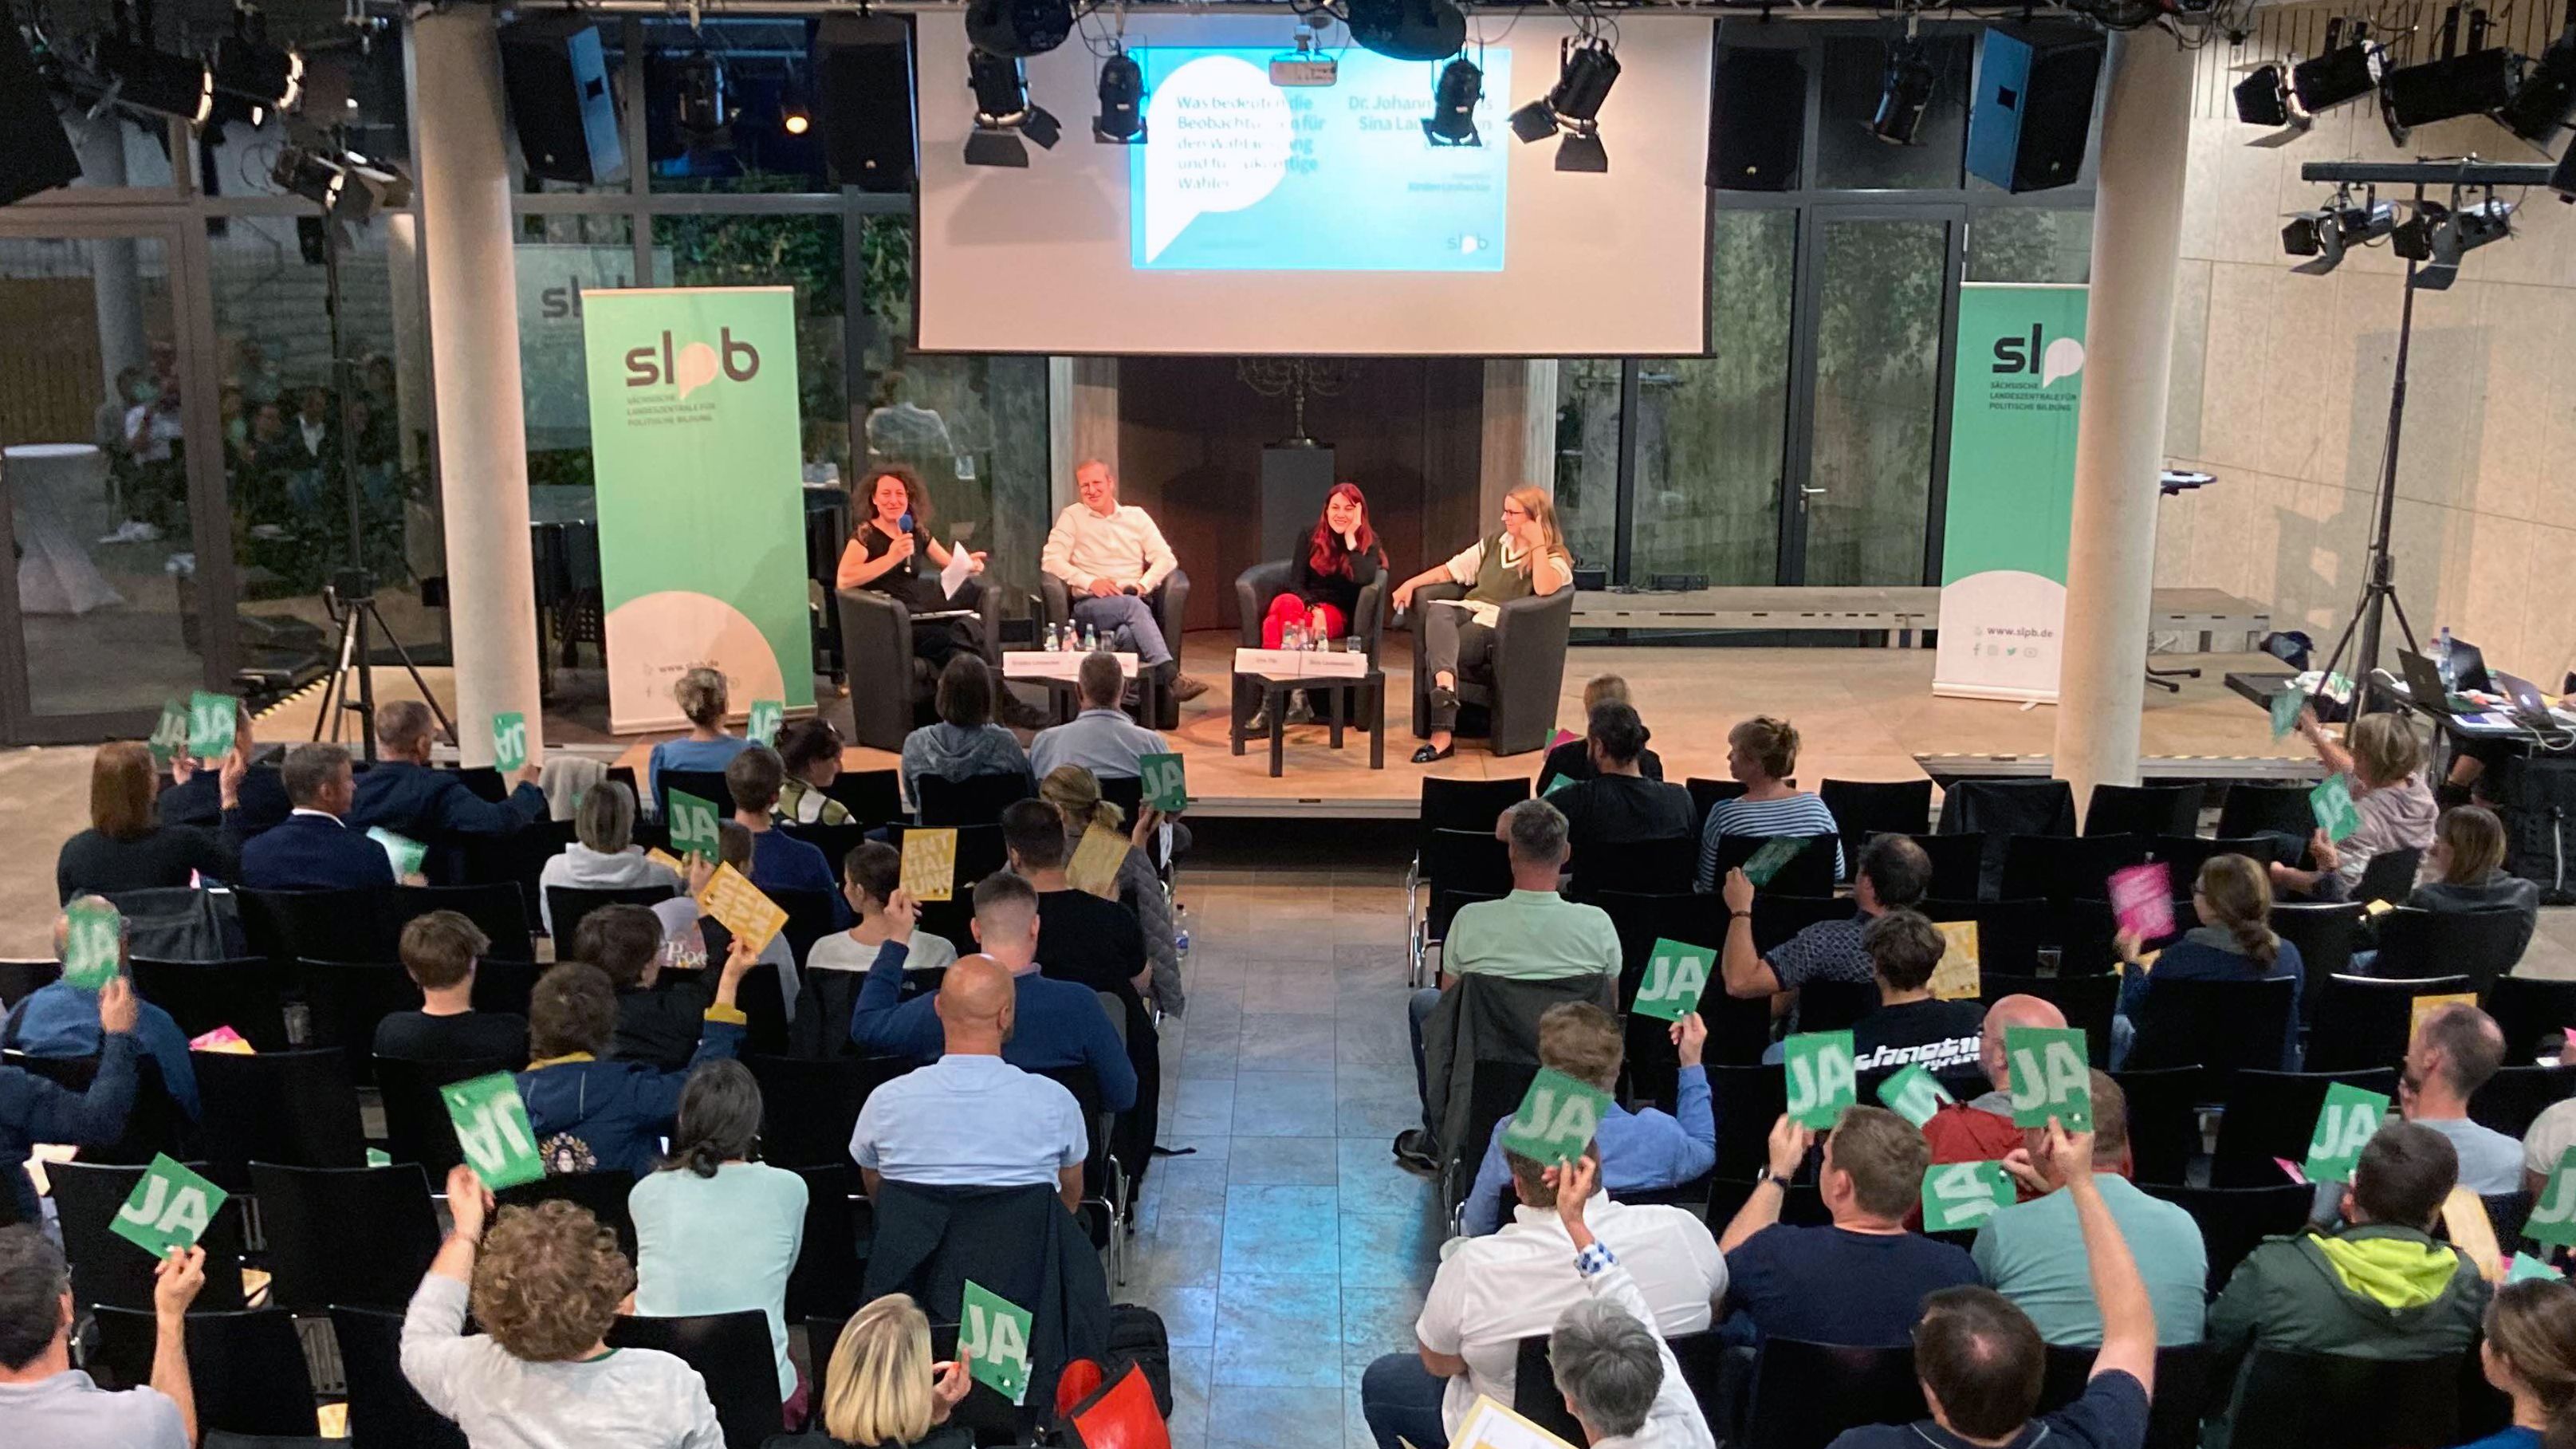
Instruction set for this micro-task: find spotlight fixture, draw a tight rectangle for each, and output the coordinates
[1093,46,1144,143]
[2554,141,2576,202]
[965,48,1058,167]
[1423,55,1483,146]
[780,68,812,136]
[210,9,301,116]
[2233,63,2291,126]
[92,33,213,124]
[965,0,1074,58]
[2393,194,2513,289]
[674,53,730,141]
[2499,22,2576,145]
[1346,0,1468,63]
[2381,46,2520,128]
[2280,188,2395,274]
[270,145,410,224]
[1870,38,1937,145]
[1509,37,1620,172]
[2290,30,2385,112]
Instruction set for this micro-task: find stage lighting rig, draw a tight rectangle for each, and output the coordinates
[271,145,410,224]
[2234,63,2292,126]
[1510,37,1620,172]
[210,6,302,120]
[1347,0,1468,64]
[2280,187,2394,274]
[966,48,1058,167]
[2291,25,2385,113]
[1094,45,1144,144]
[1423,54,1484,147]
[1871,37,1937,145]
[90,28,213,125]
[2392,191,2513,289]
[2500,22,2576,146]
[966,0,1074,58]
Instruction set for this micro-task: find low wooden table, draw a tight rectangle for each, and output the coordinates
[1001,649,1157,726]
[1232,669,1385,778]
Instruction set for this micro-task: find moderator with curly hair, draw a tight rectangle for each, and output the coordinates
[470,1199,635,1363]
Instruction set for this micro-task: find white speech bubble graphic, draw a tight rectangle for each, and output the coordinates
[674,341,720,400]
[1141,55,1294,263]
[2041,337,2086,388]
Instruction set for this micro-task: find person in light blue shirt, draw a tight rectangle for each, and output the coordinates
[647,666,756,813]
[1460,1003,1714,1236]
[1028,654,1167,781]
[2,904,200,1122]
[848,955,1089,1211]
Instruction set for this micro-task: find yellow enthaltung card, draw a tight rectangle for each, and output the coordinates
[902,828,958,903]
[698,863,788,955]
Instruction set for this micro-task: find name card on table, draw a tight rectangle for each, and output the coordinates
[1004,651,1139,682]
[1232,648,1368,679]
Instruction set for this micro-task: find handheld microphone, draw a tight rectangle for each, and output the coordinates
[898,511,915,535]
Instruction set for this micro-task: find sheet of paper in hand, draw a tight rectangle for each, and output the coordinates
[699,863,788,955]
[2310,774,2364,843]
[2004,1026,2093,1131]
[492,711,529,773]
[2302,1081,2391,1184]
[1784,1030,1858,1128]
[440,1073,546,1190]
[1497,1068,1613,1167]
[1877,1063,1957,1128]
[369,827,428,879]
[1066,825,1129,900]
[667,789,724,862]
[902,828,958,903]
[941,544,976,600]
[1921,1160,2014,1233]
[61,897,122,990]
[1449,1394,1582,1449]
[960,1280,1036,1405]
[2106,862,2174,940]
[748,699,784,746]
[187,690,236,762]
[109,1154,229,1258]
[1930,920,1980,1002]
[1630,939,1714,1022]
[1740,835,1810,888]
[1139,752,1188,813]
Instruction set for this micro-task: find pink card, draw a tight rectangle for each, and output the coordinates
[2107,861,2174,940]
[2273,1156,2309,1186]
[1549,729,1579,750]
[188,1025,253,1054]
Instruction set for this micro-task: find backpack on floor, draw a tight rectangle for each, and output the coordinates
[1102,1304,1170,1416]
[2495,757,2576,905]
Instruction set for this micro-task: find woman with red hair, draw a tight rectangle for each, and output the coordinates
[1264,482,1385,650]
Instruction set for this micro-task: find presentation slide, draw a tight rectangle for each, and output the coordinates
[914,15,1715,356]
[1131,47,1509,274]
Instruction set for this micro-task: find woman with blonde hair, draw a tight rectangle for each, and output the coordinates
[1390,485,1574,762]
[2272,707,2436,901]
[56,740,240,901]
[2110,852,2304,1070]
[1536,675,1666,794]
[1038,765,1180,1014]
[1693,715,1842,892]
[647,666,755,810]
[808,1294,973,1448]
[2389,802,2539,963]
[2460,1278,2576,1449]
[536,782,681,934]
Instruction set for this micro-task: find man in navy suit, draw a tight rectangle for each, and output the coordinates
[348,699,547,845]
[239,743,396,891]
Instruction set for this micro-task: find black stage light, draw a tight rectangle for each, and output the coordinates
[2394,195,2512,289]
[1094,48,1144,143]
[210,10,301,116]
[2554,140,2576,201]
[2282,192,2394,274]
[92,33,213,124]
[674,53,729,140]
[1422,55,1483,146]
[2234,64,2291,125]
[966,48,1057,167]
[965,0,1074,58]
[2500,23,2576,144]
[1871,39,1936,144]
[1509,38,1619,171]
[2381,46,2519,128]
[2291,37,2384,112]
[1347,0,1468,64]
[271,145,410,223]
[781,69,812,136]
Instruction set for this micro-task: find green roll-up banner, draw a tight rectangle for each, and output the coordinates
[582,287,815,732]
[1933,282,2089,704]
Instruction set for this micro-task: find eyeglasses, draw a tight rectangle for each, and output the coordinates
[1501,506,1530,518]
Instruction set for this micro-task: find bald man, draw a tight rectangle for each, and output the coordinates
[1921,994,2069,1182]
[847,953,1090,1211]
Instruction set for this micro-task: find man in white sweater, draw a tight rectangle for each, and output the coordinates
[1040,460,1208,700]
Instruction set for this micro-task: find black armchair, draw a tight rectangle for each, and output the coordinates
[1233,559,1389,730]
[1406,581,1575,757]
[835,582,1005,752]
[1036,571,1192,728]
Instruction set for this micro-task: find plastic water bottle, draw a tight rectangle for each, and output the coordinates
[1174,904,1191,967]
[1083,624,1100,652]
[1044,623,1060,652]
[2436,626,2456,690]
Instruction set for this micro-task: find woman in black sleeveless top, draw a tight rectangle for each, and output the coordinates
[834,465,987,667]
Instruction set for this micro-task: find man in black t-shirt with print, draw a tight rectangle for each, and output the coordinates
[1851,910,1985,1089]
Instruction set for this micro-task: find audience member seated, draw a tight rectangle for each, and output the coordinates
[2524,1094,2576,1197]
[848,954,1090,1212]
[2110,852,2302,1071]
[774,718,858,826]
[2391,804,2539,963]
[647,666,755,811]
[2463,1278,2576,1449]
[1551,703,1694,862]
[352,699,547,842]
[1536,675,1664,795]
[1718,1108,1977,1345]
[0,1225,205,1449]
[6,903,199,1122]
[159,701,288,836]
[1972,1071,2206,1346]
[375,911,530,1067]
[1544,1156,1718,1449]
[1696,715,1843,892]
[796,1294,975,1449]
[239,742,396,891]
[56,741,238,902]
[2397,1003,2522,1195]
[2271,708,2436,902]
[2203,1121,2491,1449]
[631,1060,809,1423]
[806,841,960,976]
[1718,835,1932,1030]
[537,782,680,935]
[1461,1003,1715,1236]
[0,977,140,1224]
[1000,799,1157,1010]
[1039,766,1178,1005]
[1029,652,1167,782]
[899,656,1033,817]
[850,874,1138,1112]
[1390,485,1573,764]
[1360,1144,1724,1449]
[578,904,712,1072]
[517,949,752,1179]
[1827,1120,2158,1449]
[728,747,847,927]
[403,1167,725,1447]
[1851,910,1985,1083]
[1922,995,2069,1189]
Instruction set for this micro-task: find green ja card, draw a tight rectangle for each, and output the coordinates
[1921,1160,2013,1233]
[61,898,122,990]
[1783,1030,1858,1129]
[2509,1253,2563,1284]
[1139,752,1188,813]
[1877,1063,1957,1129]
[492,711,529,773]
[439,1073,546,1190]
[2311,773,2364,844]
[667,789,723,861]
[1498,1068,1611,1167]
[187,690,236,762]
[2004,1027,2093,1132]
[1740,835,1810,888]
[960,1279,1035,1405]
[2531,1148,2576,1248]
[368,827,427,879]
[2302,1081,2391,1185]
[747,699,784,746]
[1630,938,1713,1023]
[2270,687,2304,739]
[109,1154,228,1258]
[148,699,190,768]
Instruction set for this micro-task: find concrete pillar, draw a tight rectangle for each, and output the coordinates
[73,114,147,401]
[1048,356,1119,511]
[2053,32,2194,817]
[384,214,431,473]
[1478,360,1557,522]
[407,8,542,764]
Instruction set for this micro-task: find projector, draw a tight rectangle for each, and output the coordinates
[1271,55,1337,86]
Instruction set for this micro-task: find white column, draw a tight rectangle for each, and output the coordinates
[1480,359,1557,519]
[407,8,542,764]
[1047,356,1119,511]
[2053,32,2193,818]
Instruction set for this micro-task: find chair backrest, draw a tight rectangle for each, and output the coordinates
[1593,891,1764,1084]
[2126,975,2295,1082]
[49,1160,249,1313]
[1819,780,1934,878]
[1451,1058,1540,1209]
[1707,1065,1791,1178]
[1744,1338,1925,1449]
[0,958,61,1006]
[547,884,677,947]
[2109,1065,2208,1186]
[658,766,739,821]
[236,885,399,969]
[377,1054,518,1178]
[250,1161,441,1312]
[2355,845,2426,906]
[1894,834,1986,903]
[779,821,871,877]
[2374,907,2529,988]
[770,888,844,973]
[1796,979,1880,1035]
[128,955,289,1050]
[1512,1330,1725,1445]
[332,1305,470,1449]
[1568,837,1696,898]
[2211,1068,2401,1188]
[1420,776,1535,841]
[2,1048,187,1165]
[1998,833,2151,905]
[2305,973,2475,1074]
[915,770,1036,826]
[745,1053,910,1168]
[786,1162,869,1323]
[92,1305,317,1437]
[1682,776,1748,831]
[395,883,536,962]
[2038,1342,2209,1449]
[295,958,420,1084]
[473,956,541,1021]
[2484,975,2576,1061]
[195,1047,368,1191]
[2138,1183,2320,1293]
[2218,782,2322,841]
[2153,835,2281,889]
[1980,973,2119,1068]
[608,1309,785,1449]
[2471,1064,2576,1140]
[2270,902,2362,1024]
[824,767,906,829]
[2083,782,2202,838]
[495,1169,640,1261]
[2232,1349,2468,1449]
[1706,832,1841,900]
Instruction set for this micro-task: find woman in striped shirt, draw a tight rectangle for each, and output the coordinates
[1693,715,1843,892]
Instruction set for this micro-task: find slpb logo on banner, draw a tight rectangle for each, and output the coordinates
[624,329,762,400]
[1992,323,2086,388]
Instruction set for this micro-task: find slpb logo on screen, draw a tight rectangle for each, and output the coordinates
[1992,324,2086,388]
[623,329,761,401]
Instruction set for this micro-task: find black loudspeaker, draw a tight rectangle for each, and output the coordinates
[1967,28,2103,194]
[499,16,623,185]
[815,15,915,193]
[1709,48,1805,191]
[0,25,81,206]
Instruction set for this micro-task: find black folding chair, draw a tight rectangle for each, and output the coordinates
[1924,896,2047,974]
[1409,778,1533,977]
[1796,979,1879,1035]
[2151,834,2280,890]
[495,1169,640,1261]
[2084,782,2202,838]
[1513,1329,1727,1446]
[91,1306,317,1436]
[2,1049,187,1164]
[1705,832,1840,899]
[1890,833,1984,902]
[914,770,1035,826]
[2039,1342,2209,1449]
[1707,1064,1789,1179]
[1414,827,1516,986]
[1567,837,1696,898]
[823,768,904,829]
[2126,975,2296,1085]
[658,766,739,821]
[1819,779,1934,881]
[609,1310,785,1449]
[2271,902,2363,1029]
[395,882,536,963]
[250,1161,442,1312]
[297,959,423,1083]
[1743,1339,1925,1449]
[1685,776,1748,833]
[473,957,540,1021]
[785,1162,871,1323]
[745,1053,910,1168]
[2305,973,2473,1074]
[378,1055,519,1177]
[2354,845,2425,907]
[2472,1064,2576,1140]
[1998,833,2151,905]
[236,885,399,969]
[548,884,677,946]
[123,956,285,1051]
[2486,975,2576,1061]
[2372,908,2531,988]
[0,958,61,1006]
[194,1047,368,1193]
[2139,1182,2318,1293]
[2210,1067,2400,1188]
[2218,782,2320,841]
[49,1160,249,1313]
[333,1304,470,1448]
[1982,972,2119,1067]
[2231,1349,2475,1449]
[2110,1065,2208,1186]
